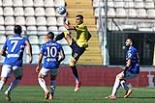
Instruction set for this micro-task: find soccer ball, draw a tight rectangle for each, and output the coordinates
[56,6,66,15]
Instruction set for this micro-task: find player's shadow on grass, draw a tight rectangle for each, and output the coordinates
[119,97,155,99]
[7,100,51,103]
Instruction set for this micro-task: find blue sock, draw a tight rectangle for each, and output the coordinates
[50,80,56,94]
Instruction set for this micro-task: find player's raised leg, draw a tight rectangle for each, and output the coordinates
[55,31,73,46]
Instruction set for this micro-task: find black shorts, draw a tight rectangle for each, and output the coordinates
[70,41,85,60]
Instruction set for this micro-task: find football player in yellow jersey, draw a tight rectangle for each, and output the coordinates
[55,15,91,92]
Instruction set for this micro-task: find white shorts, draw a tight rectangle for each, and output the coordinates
[117,71,138,80]
[39,68,58,77]
[0,65,23,78]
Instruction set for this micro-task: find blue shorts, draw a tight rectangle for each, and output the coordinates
[124,71,138,79]
[70,41,85,60]
[128,64,140,74]
[124,65,140,79]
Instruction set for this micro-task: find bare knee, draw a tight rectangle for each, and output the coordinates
[38,73,45,79]
[69,58,77,67]
[0,77,7,83]
[65,35,73,45]
[116,72,124,79]
[116,74,120,78]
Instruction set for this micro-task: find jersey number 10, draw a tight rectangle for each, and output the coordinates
[47,46,57,58]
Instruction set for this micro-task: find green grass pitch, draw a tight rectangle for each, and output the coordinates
[1,86,155,103]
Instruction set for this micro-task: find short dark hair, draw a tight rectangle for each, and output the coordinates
[127,38,133,42]
[47,32,54,40]
[76,15,83,20]
[14,25,22,34]
[126,37,135,45]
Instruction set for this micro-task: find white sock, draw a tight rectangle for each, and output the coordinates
[0,80,5,91]
[50,80,56,94]
[120,80,129,91]
[38,78,49,93]
[6,79,20,93]
[111,78,120,96]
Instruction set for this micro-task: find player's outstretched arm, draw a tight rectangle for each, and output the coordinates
[64,24,75,30]
[36,54,43,73]
[25,41,33,64]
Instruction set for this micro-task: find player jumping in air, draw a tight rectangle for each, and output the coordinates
[105,38,140,100]
[55,15,92,92]
[0,25,32,101]
[36,32,65,100]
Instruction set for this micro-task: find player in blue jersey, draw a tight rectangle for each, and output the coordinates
[36,32,65,100]
[105,38,140,100]
[0,25,32,101]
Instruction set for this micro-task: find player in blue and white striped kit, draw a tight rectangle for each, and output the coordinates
[0,25,32,101]
[36,32,65,100]
[105,38,140,100]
